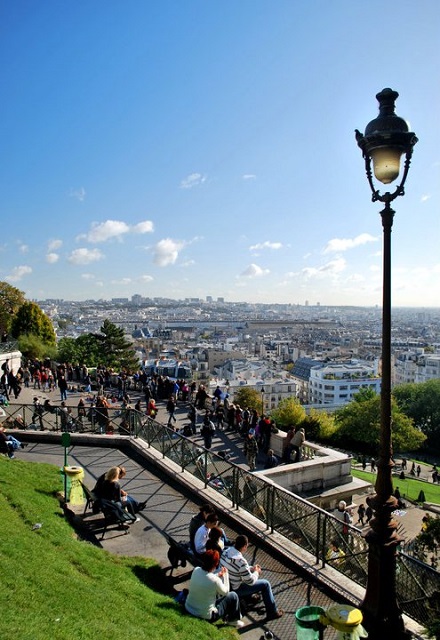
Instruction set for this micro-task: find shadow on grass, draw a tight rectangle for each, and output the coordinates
[133,563,175,596]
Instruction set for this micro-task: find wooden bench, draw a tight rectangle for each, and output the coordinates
[80,482,98,515]
[99,499,136,539]
[80,481,136,539]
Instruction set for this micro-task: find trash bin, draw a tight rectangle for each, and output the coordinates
[295,605,325,640]
[323,604,366,639]
[63,465,85,505]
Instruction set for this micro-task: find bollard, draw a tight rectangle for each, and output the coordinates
[295,605,326,640]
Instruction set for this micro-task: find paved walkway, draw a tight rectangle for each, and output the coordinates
[18,440,339,640]
[5,383,430,638]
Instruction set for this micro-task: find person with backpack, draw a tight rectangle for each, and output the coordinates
[334,500,353,536]
[201,413,215,449]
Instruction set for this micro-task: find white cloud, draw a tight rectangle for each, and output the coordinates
[81,273,95,280]
[242,174,256,180]
[111,278,132,285]
[323,233,377,254]
[240,263,270,278]
[153,238,184,266]
[132,220,154,234]
[19,243,29,254]
[249,241,283,251]
[83,220,130,243]
[68,248,104,265]
[421,194,431,202]
[139,275,154,282]
[181,259,195,267]
[46,253,59,264]
[79,219,155,243]
[69,187,86,202]
[302,257,347,278]
[180,173,206,189]
[48,239,63,251]
[6,265,32,282]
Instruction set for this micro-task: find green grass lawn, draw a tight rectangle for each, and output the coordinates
[352,466,440,504]
[0,457,237,640]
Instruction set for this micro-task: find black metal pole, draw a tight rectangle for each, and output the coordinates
[361,201,408,638]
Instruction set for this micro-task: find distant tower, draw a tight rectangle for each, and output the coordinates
[305,300,309,307]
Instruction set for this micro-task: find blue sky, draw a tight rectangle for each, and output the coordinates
[1,1,439,306]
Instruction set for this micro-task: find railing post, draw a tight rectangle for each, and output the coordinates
[321,513,327,567]
[315,510,321,564]
[269,484,275,533]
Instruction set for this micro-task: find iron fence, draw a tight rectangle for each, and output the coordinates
[4,401,439,629]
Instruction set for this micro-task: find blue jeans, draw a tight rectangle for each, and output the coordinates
[235,579,277,616]
[124,495,140,516]
[7,436,21,450]
[214,591,241,622]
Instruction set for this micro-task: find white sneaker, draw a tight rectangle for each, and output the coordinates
[227,620,244,628]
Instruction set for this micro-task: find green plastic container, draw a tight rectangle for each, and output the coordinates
[295,606,325,640]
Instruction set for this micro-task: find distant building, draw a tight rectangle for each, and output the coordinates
[394,349,440,385]
[290,357,324,404]
[309,360,380,405]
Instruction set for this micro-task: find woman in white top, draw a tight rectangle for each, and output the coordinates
[185,550,243,628]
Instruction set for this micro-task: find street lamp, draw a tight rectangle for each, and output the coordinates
[355,88,417,638]
[261,386,265,415]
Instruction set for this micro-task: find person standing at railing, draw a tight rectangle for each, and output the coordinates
[244,429,259,471]
[282,425,295,463]
[291,427,305,463]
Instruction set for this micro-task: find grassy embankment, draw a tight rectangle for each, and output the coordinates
[0,457,236,640]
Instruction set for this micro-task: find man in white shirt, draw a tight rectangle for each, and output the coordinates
[219,534,283,622]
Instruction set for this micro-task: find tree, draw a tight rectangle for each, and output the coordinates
[94,319,138,371]
[0,281,26,336]
[57,336,101,366]
[233,387,263,412]
[333,393,426,454]
[57,337,82,365]
[10,301,56,345]
[393,380,440,449]
[270,397,306,430]
[18,334,57,361]
[303,408,337,441]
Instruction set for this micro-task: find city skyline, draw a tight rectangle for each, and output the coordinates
[1,1,439,307]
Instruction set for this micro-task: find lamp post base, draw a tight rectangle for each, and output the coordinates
[361,495,409,640]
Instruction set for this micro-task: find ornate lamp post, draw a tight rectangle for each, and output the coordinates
[261,386,265,415]
[355,88,417,638]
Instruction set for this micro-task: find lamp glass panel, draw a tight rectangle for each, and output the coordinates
[371,147,402,184]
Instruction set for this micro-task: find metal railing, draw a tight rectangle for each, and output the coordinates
[4,401,438,628]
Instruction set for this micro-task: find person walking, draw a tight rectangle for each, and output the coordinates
[166,396,177,427]
[357,503,366,526]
